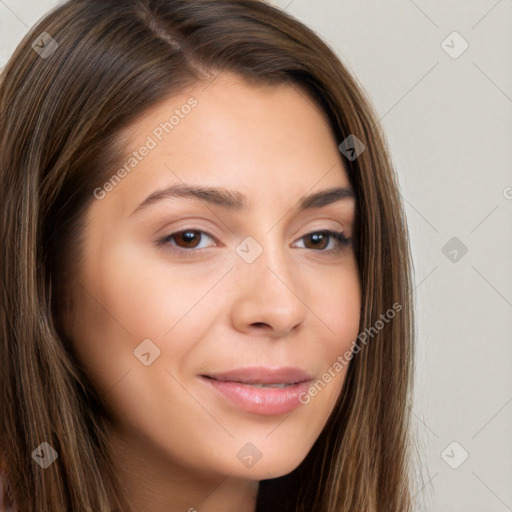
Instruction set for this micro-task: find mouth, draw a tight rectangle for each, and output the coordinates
[202,376,304,388]
[199,366,314,415]
[201,365,314,385]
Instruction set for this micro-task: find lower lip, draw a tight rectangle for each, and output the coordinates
[202,377,312,415]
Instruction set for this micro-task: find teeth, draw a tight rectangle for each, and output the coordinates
[245,383,292,388]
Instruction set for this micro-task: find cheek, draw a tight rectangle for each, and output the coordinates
[327,280,361,355]
[67,243,221,394]
[305,263,361,397]
[309,259,361,348]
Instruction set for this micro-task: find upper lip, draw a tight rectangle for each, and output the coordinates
[201,366,314,385]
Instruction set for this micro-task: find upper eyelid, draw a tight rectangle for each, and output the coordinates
[159,215,351,236]
[162,226,348,246]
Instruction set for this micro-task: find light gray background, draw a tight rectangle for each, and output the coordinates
[1,1,511,511]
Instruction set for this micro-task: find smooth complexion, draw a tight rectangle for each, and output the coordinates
[61,72,361,512]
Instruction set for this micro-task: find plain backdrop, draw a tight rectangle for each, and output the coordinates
[1,1,511,511]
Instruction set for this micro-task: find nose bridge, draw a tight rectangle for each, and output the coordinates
[237,230,294,290]
[231,230,307,334]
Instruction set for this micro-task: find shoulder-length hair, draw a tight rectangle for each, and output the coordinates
[0,1,415,510]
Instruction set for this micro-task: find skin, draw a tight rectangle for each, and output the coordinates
[61,71,361,512]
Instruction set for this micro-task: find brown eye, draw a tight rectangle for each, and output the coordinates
[295,230,350,255]
[170,230,204,249]
[156,228,350,260]
[303,231,330,250]
[156,228,218,259]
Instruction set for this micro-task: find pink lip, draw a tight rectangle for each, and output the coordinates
[200,366,314,415]
[204,366,313,385]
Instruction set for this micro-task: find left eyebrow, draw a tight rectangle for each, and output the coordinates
[128,183,355,217]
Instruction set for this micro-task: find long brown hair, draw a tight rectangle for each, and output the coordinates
[0,1,416,510]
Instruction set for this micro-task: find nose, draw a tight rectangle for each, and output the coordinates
[230,242,308,338]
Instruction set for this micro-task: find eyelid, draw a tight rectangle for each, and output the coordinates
[156,225,351,259]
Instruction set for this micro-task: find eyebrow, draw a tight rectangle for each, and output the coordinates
[128,183,355,217]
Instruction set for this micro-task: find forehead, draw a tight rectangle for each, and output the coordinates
[102,71,352,217]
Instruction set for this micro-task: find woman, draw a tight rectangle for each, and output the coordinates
[0,0,415,510]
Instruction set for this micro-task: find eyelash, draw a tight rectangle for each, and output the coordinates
[156,228,351,259]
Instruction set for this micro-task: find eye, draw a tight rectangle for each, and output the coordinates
[294,230,350,254]
[156,228,350,258]
[159,229,215,252]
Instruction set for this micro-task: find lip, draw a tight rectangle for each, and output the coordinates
[203,366,313,385]
[200,366,314,416]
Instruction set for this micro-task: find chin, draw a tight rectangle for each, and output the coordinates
[215,439,310,481]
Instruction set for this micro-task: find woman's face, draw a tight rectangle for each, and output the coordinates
[63,72,361,482]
